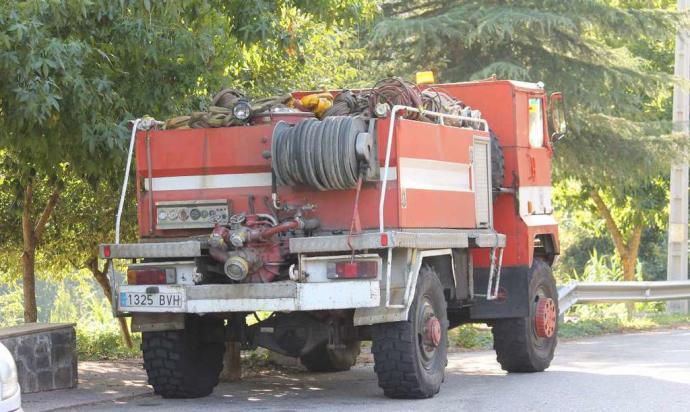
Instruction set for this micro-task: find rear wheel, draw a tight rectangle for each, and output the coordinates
[372,267,448,399]
[300,340,361,372]
[491,259,558,372]
[142,315,225,398]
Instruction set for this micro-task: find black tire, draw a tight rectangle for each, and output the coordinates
[490,130,505,196]
[491,259,558,372]
[300,340,361,372]
[142,315,226,398]
[371,267,449,399]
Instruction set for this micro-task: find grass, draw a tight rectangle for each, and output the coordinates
[449,324,494,350]
[558,313,690,339]
[77,329,141,361]
[448,312,690,351]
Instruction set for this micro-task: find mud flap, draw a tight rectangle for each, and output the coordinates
[469,266,530,320]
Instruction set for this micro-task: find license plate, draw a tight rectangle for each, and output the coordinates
[119,292,183,308]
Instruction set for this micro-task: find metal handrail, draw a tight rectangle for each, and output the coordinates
[115,119,141,244]
[558,280,690,315]
[114,118,164,244]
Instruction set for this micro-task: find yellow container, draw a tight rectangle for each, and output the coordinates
[416,71,435,85]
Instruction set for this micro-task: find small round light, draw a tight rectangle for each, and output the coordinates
[233,99,251,121]
[179,209,189,221]
[158,211,168,221]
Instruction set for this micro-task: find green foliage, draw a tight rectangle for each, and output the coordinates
[50,282,78,324]
[447,311,690,350]
[553,177,668,281]
[559,309,690,339]
[371,1,683,282]
[77,329,141,361]
[0,283,23,326]
[558,317,626,338]
[0,272,140,360]
[371,0,685,185]
[448,325,493,350]
[0,0,375,178]
[0,0,376,323]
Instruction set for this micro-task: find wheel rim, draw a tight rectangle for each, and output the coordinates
[534,297,557,338]
[532,287,557,345]
[417,296,441,368]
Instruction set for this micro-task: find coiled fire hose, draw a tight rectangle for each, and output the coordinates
[271,116,367,191]
[368,77,424,119]
[322,90,369,117]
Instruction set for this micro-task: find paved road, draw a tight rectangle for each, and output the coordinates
[24,327,690,411]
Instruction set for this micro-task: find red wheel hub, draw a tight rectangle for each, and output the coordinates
[424,316,442,347]
[535,297,557,338]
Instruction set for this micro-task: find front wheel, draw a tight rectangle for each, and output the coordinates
[491,259,558,372]
[142,315,226,398]
[372,267,449,399]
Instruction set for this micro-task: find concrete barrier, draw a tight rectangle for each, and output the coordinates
[0,323,77,393]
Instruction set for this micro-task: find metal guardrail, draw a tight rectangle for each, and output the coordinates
[558,281,690,315]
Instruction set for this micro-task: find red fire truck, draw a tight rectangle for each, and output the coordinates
[100,78,566,399]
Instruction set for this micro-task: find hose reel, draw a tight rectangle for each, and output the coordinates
[271,116,375,191]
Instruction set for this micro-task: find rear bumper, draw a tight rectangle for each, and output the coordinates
[116,280,380,314]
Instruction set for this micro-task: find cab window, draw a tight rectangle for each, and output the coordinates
[528,97,545,148]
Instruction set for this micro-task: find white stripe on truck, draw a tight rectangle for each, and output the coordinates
[398,157,471,192]
[145,169,399,191]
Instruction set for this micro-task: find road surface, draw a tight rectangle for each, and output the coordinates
[23,327,690,411]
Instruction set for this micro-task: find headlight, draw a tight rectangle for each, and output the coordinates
[233,99,252,121]
[0,344,19,400]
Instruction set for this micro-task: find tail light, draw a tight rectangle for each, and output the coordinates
[127,268,176,285]
[327,260,378,279]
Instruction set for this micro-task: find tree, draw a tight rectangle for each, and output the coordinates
[0,0,376,323]
[0,1,221,322]
[35,174,138,346]
[370,0,686,295]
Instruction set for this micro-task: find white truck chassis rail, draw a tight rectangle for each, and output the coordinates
[99,230,506,259]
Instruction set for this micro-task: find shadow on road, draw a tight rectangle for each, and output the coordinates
[22,328,690,412]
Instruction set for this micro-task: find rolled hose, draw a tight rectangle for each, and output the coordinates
[271,116,367,191]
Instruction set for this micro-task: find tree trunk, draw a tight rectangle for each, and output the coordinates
[88,258,133,348]
[20,179,61,323]
[219,342,242,382]
[21,249,37,323]
[21,181,38,323]
[590,188,643,320]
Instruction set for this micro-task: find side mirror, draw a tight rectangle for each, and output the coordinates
[549,92,567,142]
